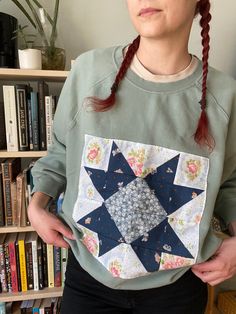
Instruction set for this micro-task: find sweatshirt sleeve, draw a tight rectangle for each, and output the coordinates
[214,168,236,226]
[31,63,80,200]
[214,94,236,225]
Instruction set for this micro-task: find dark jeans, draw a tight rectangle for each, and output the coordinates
[60,250,208,314]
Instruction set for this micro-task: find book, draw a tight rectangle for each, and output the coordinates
[15,238,22,292]
[45,95,56,149]
[0,233,7,292]
[32,299,42,314]
[0,166,5,227]
[25,299,34,314]
[30,91,40,151]
[61,247,68,288]
[16,172,24,227]
[11,301,21,314]
[42,240,48,288]
[53,246,61,287]
[27,92,33,151]
[25,233,34,290]
[37,238,44,290]
[2,85,19,151]
[17,232,28,292]
[4,237,12,292]
[0,101,7,150]
[10,181,17,226]
[38,81,49,151]
[0,301,6,314]
[15,85,29,151]
[1,158,21,226]
[29,232,39,291]
[40,298,53,314]
[20,300,28,314]
[46,244,54,288]
[6,232,18,293]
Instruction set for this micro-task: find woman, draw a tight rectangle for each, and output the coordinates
[28,0,236,313]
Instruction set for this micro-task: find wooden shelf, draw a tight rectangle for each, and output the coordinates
[0,287,63,302]
[0,226,35,234]
[0,150,47,158]
[0,68,69,82]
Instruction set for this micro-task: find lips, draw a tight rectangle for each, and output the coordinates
[139,7,161,17]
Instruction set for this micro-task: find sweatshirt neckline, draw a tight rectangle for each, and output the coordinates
[113,45,203,93]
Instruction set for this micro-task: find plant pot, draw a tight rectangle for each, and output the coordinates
[18,48,42,70]
[41,47,66,70]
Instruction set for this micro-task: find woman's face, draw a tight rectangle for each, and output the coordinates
[126,0,199,40]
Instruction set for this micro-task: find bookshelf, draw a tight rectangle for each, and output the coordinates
[0,68,68,303]
[0,287,63,302]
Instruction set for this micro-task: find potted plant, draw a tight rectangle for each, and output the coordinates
[11,0,65,70]
[12,24,42,69]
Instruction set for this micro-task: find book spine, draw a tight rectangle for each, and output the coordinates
[8,240,18,293]
[15,86,29,151]
[37,241,44,290]
[2,179,13,226]
[38,81,48,151]
[32,239,39,291]
[11,181,17,226]
[61,247,68,288]
[27,97,34,151]
[45,95,53,149]
[2,85,19,151]
[30,92,40,151]
[53,246,61,287]
[0,243,7,292]
[18,239,28,292]
[0,171,5,227]
[25,242,34,290]
[15,241,22,292]
[1,159,21,226]
[47,244,54,288]
[4,243,12,292]
[42,240,48,287]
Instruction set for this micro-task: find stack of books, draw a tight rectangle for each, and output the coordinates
[2,81,57,152]
[0,231,68,294]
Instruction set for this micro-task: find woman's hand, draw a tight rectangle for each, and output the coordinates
[28,192,75,248]
[191,237,236,286]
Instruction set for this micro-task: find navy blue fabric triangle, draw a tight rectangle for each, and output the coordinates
[108,141,135,176]
[97,234,124,257]
[131,219,193,271]
[145,154,179,184]
[145,155,204,215]
[84,167,134,200]
[77,204,124,250]
[130,244,161,272]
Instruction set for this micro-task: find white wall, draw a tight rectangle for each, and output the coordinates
[1,0,236,77]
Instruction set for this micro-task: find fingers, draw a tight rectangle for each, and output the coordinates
[192,267,232,286]
[56,220,76,240]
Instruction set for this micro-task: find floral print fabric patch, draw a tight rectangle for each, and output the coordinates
[72,135,209,279]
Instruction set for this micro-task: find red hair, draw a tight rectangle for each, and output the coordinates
[87,0,214,149]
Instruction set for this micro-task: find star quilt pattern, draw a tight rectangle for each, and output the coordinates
[72,135,209,279]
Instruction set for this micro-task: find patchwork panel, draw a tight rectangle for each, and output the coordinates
[72,135,209,279]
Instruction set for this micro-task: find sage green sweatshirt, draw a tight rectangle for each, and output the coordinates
[32,46,236,290]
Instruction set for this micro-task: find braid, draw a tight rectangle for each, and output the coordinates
[87,36,140,112]
[194,0,215,149]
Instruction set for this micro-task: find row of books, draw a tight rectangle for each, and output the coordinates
[2,81,57,152]
[0,231,68,294]
[0,297,61,314]
[0,158,34,227]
